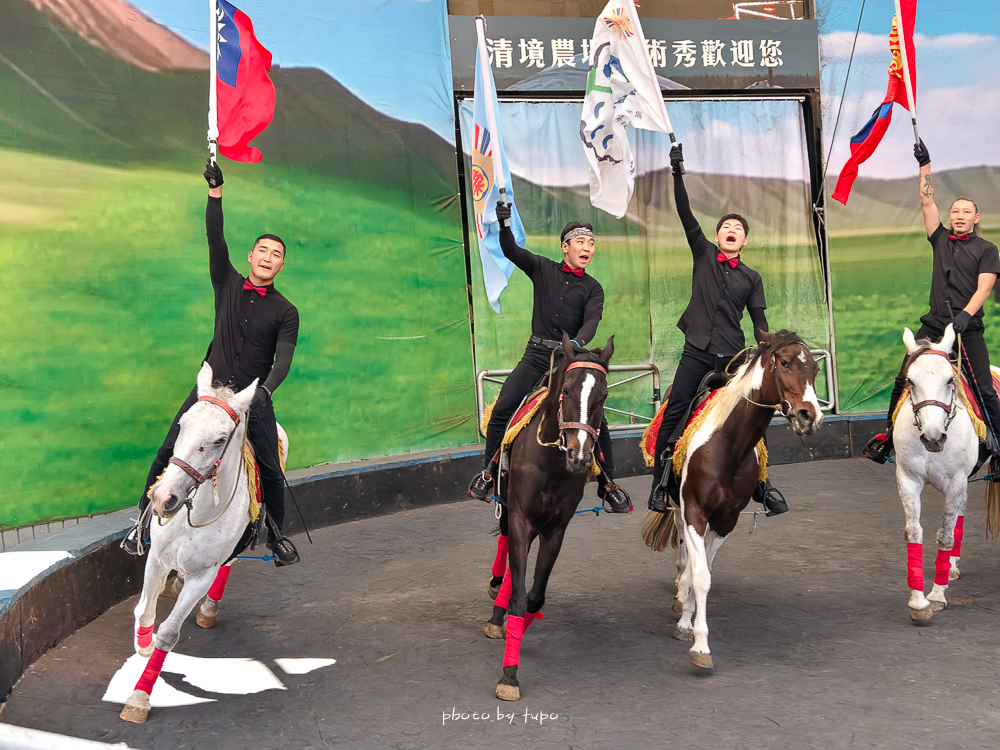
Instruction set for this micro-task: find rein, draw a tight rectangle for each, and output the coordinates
[537,360,608,450]
[162,395,247,529]
[905,348,958,432]
[741,346,809,417]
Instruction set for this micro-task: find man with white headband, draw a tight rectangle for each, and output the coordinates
[468,202,632,515]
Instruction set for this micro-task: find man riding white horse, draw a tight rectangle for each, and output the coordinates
[122,161,301,566]
[865,139,1000,464]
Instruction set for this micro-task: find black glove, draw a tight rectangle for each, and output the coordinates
[914,139,930,167]
[250,386,271,412]
[495,201,511,223]
[952,310,972,335]
[204,159,224,188]
[670,143,685,175]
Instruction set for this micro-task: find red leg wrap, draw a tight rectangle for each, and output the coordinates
[503,615,525,667]
[208,565,232,601]
[135,622,154,650]
[951,515,965,557]
[495,569,512,610]
[491,535,509,578]
[906,542,924,592]
[524,611,544,630]
[135,647,168,695]
[934,547,952,586]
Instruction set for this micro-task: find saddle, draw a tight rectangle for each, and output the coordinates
[224,435,288,563]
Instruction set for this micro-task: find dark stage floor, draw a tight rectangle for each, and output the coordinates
[4,458,1000,750]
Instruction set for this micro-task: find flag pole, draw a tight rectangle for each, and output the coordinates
[893,0,919,143]
[475,15,510,227]
[208,0,219,165]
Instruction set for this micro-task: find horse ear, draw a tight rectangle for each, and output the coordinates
[902,327,918,354]
[599,335,615,367]
[197,362,214,397]
[940,324,956,352]
[758,331,774,348]
[233,378,258,414]
[561,332,576,360]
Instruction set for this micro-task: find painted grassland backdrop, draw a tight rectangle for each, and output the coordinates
[819,0,1000,412]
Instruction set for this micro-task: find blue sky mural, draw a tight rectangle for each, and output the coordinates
[133,0,456,142]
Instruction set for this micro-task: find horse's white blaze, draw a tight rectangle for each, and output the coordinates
[803,383,823,423]
[576,373,596,453]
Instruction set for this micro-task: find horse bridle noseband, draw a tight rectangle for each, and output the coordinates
[906,348,958,431]
[537,361,608,451]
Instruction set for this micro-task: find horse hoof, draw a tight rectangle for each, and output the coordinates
[689,651,714,670]
[495,682,521,701]
[196,611,217,629]
[120,690,150,723]
[487,581,501,600]
[672,598,683,614]
[909,606,933,622]
[673,625,694,641]
[484,622,506,639]
[169,576,183,601]
[671,582,679,595]
[949,569,960,581]
[929,600,947,612]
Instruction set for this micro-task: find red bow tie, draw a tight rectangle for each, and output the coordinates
[949,233,970,242]
[562,263,584,277]
[243,279,267,297]
[717,252,739,268]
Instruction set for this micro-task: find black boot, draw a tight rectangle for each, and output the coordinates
[598,481,632,513]
[863,428,893,464]
[648,446,675,514]
[468,463,496,501]
[120,513,151,556]
[753,479,788,517]
[266,527,300,566]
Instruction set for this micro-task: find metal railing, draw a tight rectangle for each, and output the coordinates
[810,348,836,411]
[476,363,661,438]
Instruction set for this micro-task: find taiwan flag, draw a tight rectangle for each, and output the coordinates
[215,0,275,163]
[832,1,917,204]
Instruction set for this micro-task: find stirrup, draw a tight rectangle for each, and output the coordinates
[863,432,892,465]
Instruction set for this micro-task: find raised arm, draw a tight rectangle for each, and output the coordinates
[915,140,940,238]
[204,160,235,284]
[496,201,538,277]
[670,145,706,250]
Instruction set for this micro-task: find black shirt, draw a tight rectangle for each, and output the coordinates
[673,173,767,355]
[498,226,604,345]
[923,224,1000,330]
[204,197,299,390]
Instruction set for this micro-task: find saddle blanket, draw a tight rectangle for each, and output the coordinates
[640,390,720,468]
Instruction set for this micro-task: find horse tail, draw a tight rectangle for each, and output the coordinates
[986,456,1000,539]
[642,508,679,553]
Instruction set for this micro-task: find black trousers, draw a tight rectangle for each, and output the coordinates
[888,322,1000,432]
[483,342,615,484]
[653,341,739,475]
[139,387,286,530]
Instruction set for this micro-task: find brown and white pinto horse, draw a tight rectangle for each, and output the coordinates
[488,334,614,701]
[642,330,822,669]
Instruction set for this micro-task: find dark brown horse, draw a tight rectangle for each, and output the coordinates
[486,334,615,701]
[642,330,822,669]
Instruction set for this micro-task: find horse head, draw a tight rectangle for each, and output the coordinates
[150,363,256,519]
[756,330,823,437]
[902,325,957,452]
[552,333,615,474]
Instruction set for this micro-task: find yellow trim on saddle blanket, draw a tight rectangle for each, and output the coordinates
[668,394,768,483]
[640,399,668,468]
[892,379,986,442]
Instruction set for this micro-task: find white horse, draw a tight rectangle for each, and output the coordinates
[893,325,976,622]
[121,362,285,723]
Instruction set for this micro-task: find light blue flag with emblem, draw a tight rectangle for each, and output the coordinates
[469,31,526,317]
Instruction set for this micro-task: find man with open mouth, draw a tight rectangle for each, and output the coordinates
[468,203,632,515]
[121,160,302,566]
[648,143,787,516]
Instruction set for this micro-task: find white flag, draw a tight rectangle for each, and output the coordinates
[581,0,673,218]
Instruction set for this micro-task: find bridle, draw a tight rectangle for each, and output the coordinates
[742,344,810,418]
[906,348,958,432]
[161,395,246,527]
[537,361,608,451]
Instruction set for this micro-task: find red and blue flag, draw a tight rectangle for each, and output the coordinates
[832,0,917,205]
[216,0,275,163]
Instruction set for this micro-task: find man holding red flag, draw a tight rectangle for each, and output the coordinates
[214,0,276,163]
[832,1,917,205]
[864,142,1000,463]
